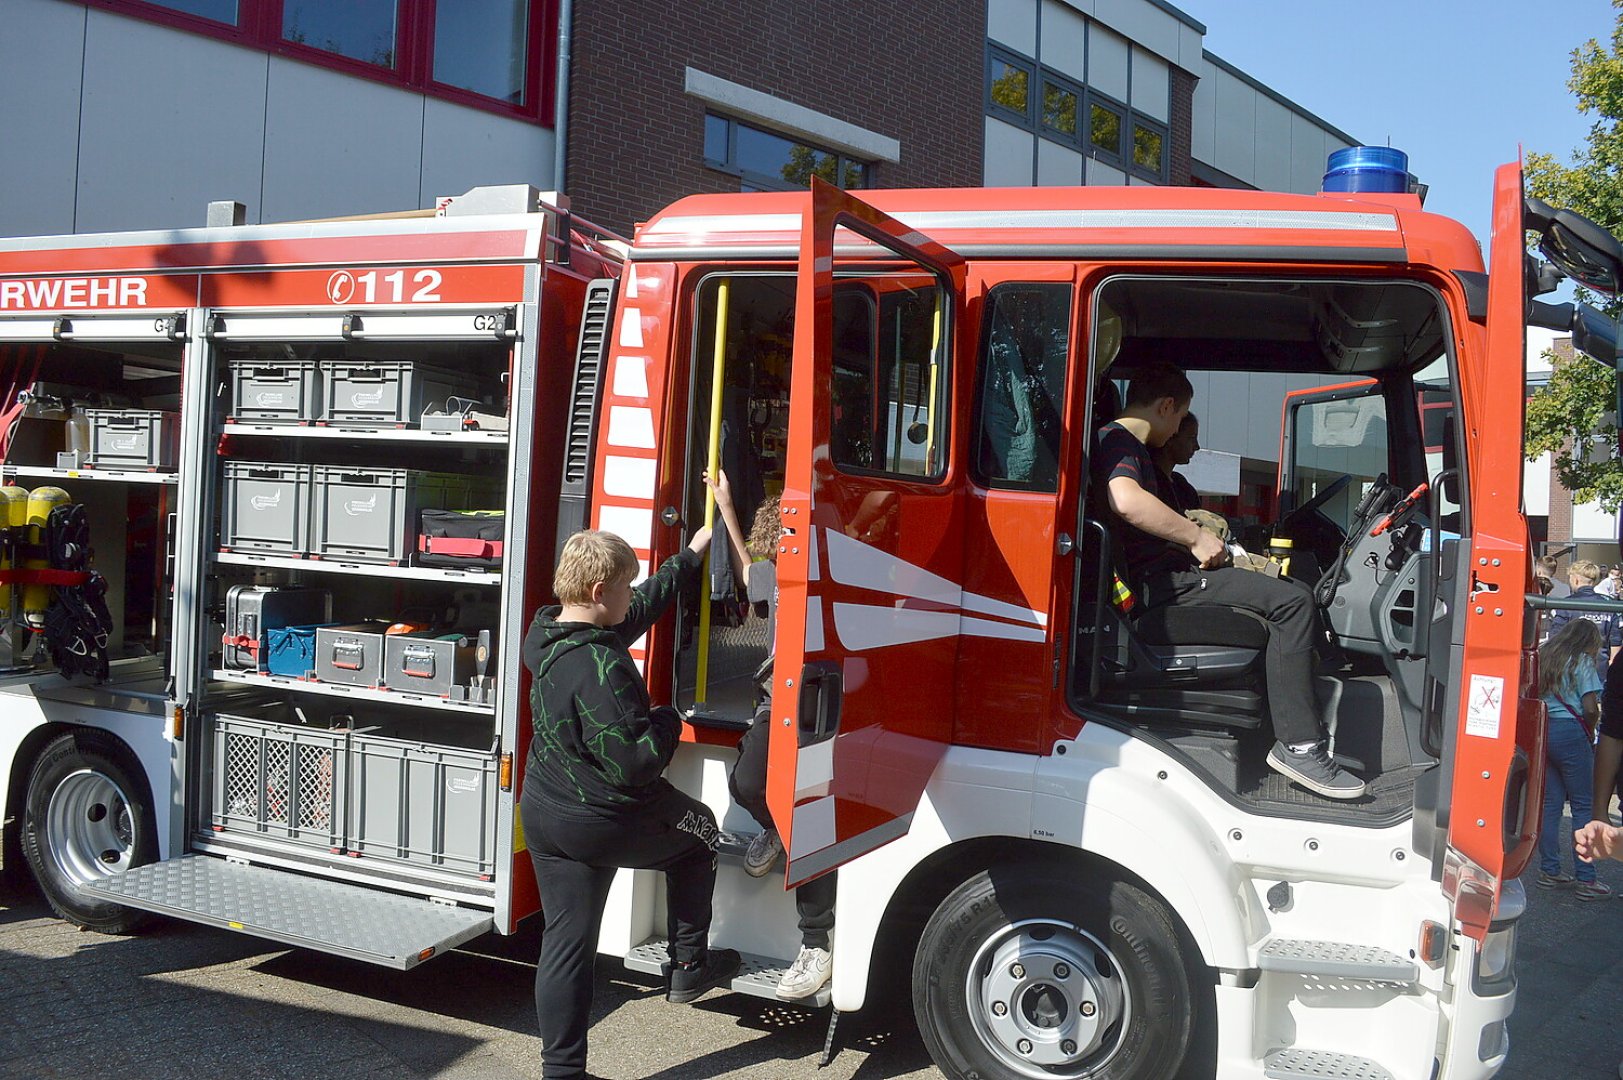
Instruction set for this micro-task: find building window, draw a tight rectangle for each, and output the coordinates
[1042,78,1080,139]
[84,0,553,122]
[704,115,872,192]
[282,0,398,69]
[1132,120,1166,177]
[1090,100,1124,159]
[988,49,1035,125]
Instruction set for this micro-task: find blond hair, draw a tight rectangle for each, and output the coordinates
[554,529,638,604]
[747,497,782,561]
[1539,618,1603,698]
[1570,559,1602,585]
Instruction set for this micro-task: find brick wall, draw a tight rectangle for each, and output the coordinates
[1169,66,1196,187]
[566,0,986,235]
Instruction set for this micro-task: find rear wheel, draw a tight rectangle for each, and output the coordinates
[913,863,1194,1080]
[22,731,155,933]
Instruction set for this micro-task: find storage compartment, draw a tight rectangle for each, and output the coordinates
[222,585,331,671]
[84,408,179,470]
[210,704,352,851]
[221,461,312,555]
[383,632,476,697]
[416,508,505,571]
[310,466,461,565]
[347,717,498,876]
[318,359,480,428]
[315,622,390,687]
[228,358,321,425]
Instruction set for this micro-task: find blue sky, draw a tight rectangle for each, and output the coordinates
[1196,0,1617,250]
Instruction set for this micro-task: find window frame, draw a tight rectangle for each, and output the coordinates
[702,114,874,193]
[82,0,555,124]
[986,45,1037,128]
[1128,110,1170,183]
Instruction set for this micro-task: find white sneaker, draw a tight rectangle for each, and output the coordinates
[777,945,832,1000]
[743,828,783,878]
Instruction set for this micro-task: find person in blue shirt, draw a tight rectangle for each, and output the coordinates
[1543,559,1623,673]
[1538,617,1612,898]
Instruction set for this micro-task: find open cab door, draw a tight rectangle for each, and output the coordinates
[1441,162,1550,941]
[769,179,967,886]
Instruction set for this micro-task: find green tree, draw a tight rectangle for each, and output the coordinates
[1525,0,1623,510]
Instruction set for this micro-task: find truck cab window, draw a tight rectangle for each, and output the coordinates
[830,278,949,480]
[973,282,1071,490]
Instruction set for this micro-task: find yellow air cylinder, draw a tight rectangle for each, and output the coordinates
[23,486,69,631]
[0,485,27,617]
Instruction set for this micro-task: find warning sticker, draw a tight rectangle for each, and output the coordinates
[1466,674,1505,739]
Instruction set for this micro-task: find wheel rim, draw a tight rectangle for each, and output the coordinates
[965,917,1130,1078]
[45,768,137,886]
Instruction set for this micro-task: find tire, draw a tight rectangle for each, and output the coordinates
[21,731,156,934]
[913,863,1194,1080]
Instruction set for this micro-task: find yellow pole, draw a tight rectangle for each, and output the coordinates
[695,280,730,705]
[924,292,943,473]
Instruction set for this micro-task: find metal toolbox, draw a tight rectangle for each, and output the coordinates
[317,359,480,428]
[221,585,330,671]
[346,719,498,876]
[228,358,321,425]
[209,705,351,851]
[314,623,390,687]
[309,465,461,565]
[221,461,313,555]
[83,408,179,470]
[382,632,475,697]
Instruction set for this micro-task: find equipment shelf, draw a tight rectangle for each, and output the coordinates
[4,465,179,486]
[222,422,508,445]
[210,668,497,716]
[213,552,501,586]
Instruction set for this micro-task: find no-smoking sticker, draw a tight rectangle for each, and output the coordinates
[1465,673,1504,739]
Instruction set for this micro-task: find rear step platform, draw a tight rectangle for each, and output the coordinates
[625,936,831,1008]
[80,855,492,970]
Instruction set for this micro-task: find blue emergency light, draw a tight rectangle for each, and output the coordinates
[1321,146,1411,194]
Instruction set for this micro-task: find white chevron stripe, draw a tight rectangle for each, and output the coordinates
[624,266,638,299]
[603,455,656,499]
[805,597,825,653]
[598,505,651,550]
[618,308,643,348]
[606,405,655,449]
[825,529,957,604]
[962,615,1046,643]
[795,739,833,800]
[832,603,957,651]
[790,796,836,859]
[962,590,1048,627]
[612,354,649,398]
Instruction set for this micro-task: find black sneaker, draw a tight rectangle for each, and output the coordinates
[1267,742,1366,800]
[666,948,742,1003]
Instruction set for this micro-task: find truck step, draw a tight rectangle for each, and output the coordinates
[624,936,830,1008]
[1258,938,1418,984]
[1263,1047,1395,1080]
[79,854,492,971]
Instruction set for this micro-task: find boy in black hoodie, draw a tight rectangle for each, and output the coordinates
[520,526,740,1080]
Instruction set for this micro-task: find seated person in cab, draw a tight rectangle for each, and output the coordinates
[1093,363,1364,800]
[1151,410,1202,513]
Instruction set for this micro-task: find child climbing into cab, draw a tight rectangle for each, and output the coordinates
[706,468,836,1001]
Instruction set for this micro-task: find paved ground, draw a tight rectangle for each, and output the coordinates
[2,831,1622,1080]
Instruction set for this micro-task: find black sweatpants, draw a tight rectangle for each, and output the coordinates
[1143,566,1325,747]
[729,713,837,950]
[521,783,720,1080]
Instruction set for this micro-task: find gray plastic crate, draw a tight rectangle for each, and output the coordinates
[228,358,321,425]
[347,722,498,877]
[210,706,350,850]
[221,461,312,555]
[318,359,480,428]
[84,409,178,470]
[309,465,460,565]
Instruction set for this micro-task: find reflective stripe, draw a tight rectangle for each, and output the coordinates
[787,813,914,881]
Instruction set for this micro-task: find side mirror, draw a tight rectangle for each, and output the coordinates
[1525,196,1623,295]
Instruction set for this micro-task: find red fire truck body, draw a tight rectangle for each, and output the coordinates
[3,161,1616,1080]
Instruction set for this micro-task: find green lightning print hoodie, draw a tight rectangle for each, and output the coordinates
[521,548,701,817]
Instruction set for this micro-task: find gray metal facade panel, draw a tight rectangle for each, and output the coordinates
[0,0,84,237]
[420,98,554,209]
[75,11,269,234]
[82,855,493,969]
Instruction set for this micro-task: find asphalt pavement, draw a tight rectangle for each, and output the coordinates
[2,827,1622,1080]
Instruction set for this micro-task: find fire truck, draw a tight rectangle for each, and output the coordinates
[1,156,1619,1080]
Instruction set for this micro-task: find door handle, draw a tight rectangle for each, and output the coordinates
[797,661,843,748]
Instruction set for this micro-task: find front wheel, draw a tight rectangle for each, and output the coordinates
[21,731,156,934]
[913,863,1194,1080]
